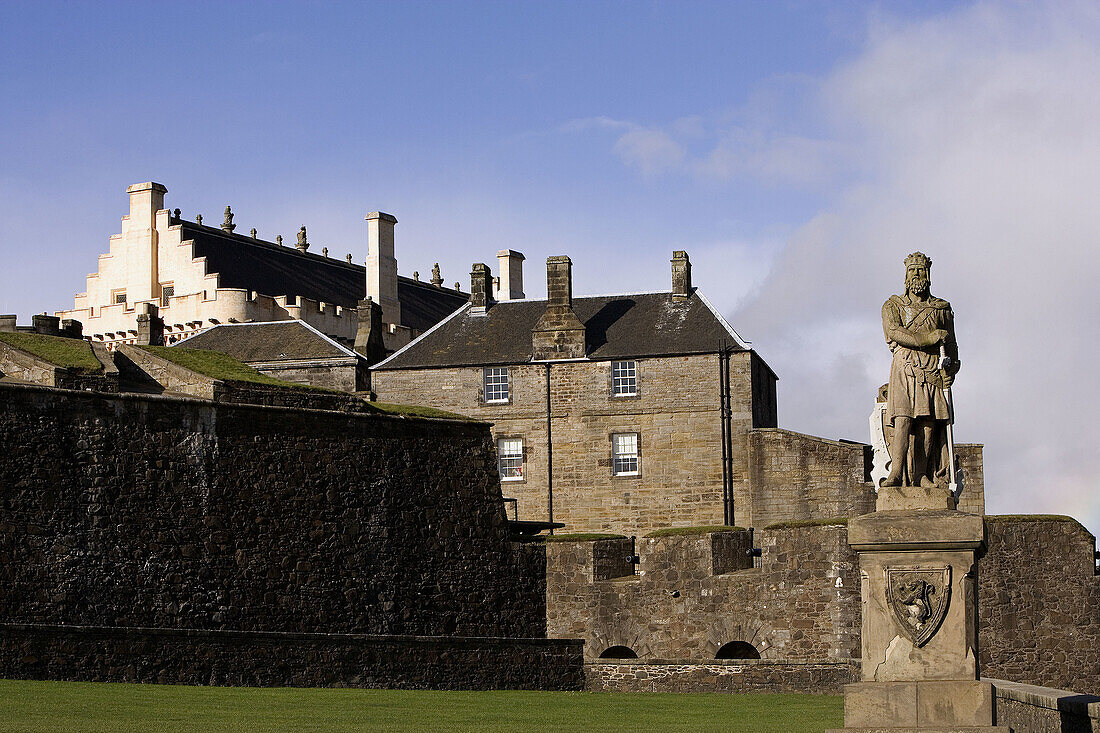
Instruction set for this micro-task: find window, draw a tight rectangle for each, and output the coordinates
[161,284,174,307]
[611,360,637,396]
[497,437,524,481]
[612,433,639,476]
[484,367,510,403]
[112,290,127,305]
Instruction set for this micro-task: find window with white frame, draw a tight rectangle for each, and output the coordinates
[611,360,637,396]
[497,437,524,481]
[484,367,510,403]
[612,433,640,476]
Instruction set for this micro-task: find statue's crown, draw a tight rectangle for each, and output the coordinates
[905,251,932,270]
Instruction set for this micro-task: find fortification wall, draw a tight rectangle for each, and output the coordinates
[979,516,1100,693]
[0,382,579,689]
[546,524,861,665]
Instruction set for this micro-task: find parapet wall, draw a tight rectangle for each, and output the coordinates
[980,516,1100,692]
[0,382,579,688]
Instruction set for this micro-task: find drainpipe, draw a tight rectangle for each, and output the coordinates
[718,341,734,526]
[546,362,554,534]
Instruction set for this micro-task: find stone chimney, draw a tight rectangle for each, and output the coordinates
[355,297,387,366]
[495,250,525,301]
[365,212,400,327]
[532,256,586,360]
[671,250,692,298]
[126,182,167,304]
[61,319,83,339]
[469,263,492,313]
[127,182,167,230]
[0,315,16,332]
[136,303,164,346]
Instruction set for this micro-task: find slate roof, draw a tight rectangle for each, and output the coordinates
[176,321,358,363]
[375,291,747,370]
[179,222,468,332]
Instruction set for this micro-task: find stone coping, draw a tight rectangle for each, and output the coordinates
[0,623,583,649]
[586,658,856,667]
[987,678,1100,718]
[0,379,481,426]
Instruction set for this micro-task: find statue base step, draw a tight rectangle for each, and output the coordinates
[836,681,996,729]
[877,484,957,511]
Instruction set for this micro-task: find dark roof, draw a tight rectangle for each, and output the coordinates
[176,321,356,363]
[179,222,468,332]
[375,291,745,370]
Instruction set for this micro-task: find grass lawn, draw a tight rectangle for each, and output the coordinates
[0,332,103,373]
[0,680,842,732]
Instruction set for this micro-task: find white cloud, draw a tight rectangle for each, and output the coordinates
[612,127,685,176]
[731,0,1100,535]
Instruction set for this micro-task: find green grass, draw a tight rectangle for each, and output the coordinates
[764,517,849,530]
[0,332,103,374]
[140,346,314,389]
[0,680,843,733]
[543,532,628,543]
[364,400,478,421]
[646,526,745,537]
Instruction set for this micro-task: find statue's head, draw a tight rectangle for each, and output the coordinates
[904,251,932,296]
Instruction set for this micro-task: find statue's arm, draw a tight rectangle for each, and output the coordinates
[944,306,961,376]
[882,300,945,349]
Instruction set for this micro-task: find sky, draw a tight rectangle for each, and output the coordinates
[1,1,1097,537]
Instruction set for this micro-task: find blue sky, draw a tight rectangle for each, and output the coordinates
[1,1,1098,536]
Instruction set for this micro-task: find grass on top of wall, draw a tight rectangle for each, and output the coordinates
[542,532,629,543]
[365,400,479,421]
[763,517,849,530]
[0,680,844,733]
[645,525,746,537]
[0,332,103,373]
[140,346,319,389]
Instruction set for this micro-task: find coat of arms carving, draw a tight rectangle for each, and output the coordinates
[886,566,951,647]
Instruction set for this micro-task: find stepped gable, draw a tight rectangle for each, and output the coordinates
[376,291,745,369]
[180,222,467,331]
[177,321,354,362]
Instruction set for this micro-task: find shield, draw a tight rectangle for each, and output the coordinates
[886,566,951,647]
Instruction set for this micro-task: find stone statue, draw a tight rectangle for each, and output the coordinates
[880,252,960,489]
[250,228,257,238]
[222,206,236,233]
[196,213,203,225]
[296,226,309,253]
[431,263,443,287]
[276,235,283,246]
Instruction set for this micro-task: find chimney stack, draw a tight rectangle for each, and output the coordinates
[532,256,586,360]
[495,250,525,301]
[355,297,387,366]
[32,314,61,337]
[136,303,164,346]
[469,263,492,313]
[365,212,400,327]
[671,250,692,298]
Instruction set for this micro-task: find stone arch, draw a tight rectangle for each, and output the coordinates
[715,640,761,659]
[597,645,639,659]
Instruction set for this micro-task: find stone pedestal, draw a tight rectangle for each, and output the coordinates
[828,509,1005,732]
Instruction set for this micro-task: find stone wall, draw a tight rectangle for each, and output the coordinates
[990,678,1100,732]
[979,516,1100,693]
[0,381,577,689]
[374,351,775,536]
[1,624,584,691]
[545,525,861,663]
[587,659,857,694]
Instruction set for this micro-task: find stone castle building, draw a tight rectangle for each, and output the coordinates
[372,251,985,535]
[56,182,466,351]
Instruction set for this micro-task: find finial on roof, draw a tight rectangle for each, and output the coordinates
[346,253,353,263]
[296,226,309,253]
[413,271,420,281]
[431,262,443,287]
[454,282,461,291]
[250,228,257,238]
[322,247,329,257]
[221,206,236,233]
[196,214,203,225]
[172,208,181,220]
[276,235,283,246]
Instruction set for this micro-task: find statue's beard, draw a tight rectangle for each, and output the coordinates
[907,275,930,295]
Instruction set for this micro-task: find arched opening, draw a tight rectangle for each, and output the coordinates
[598,645,638,659]
[715,641,761,660]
